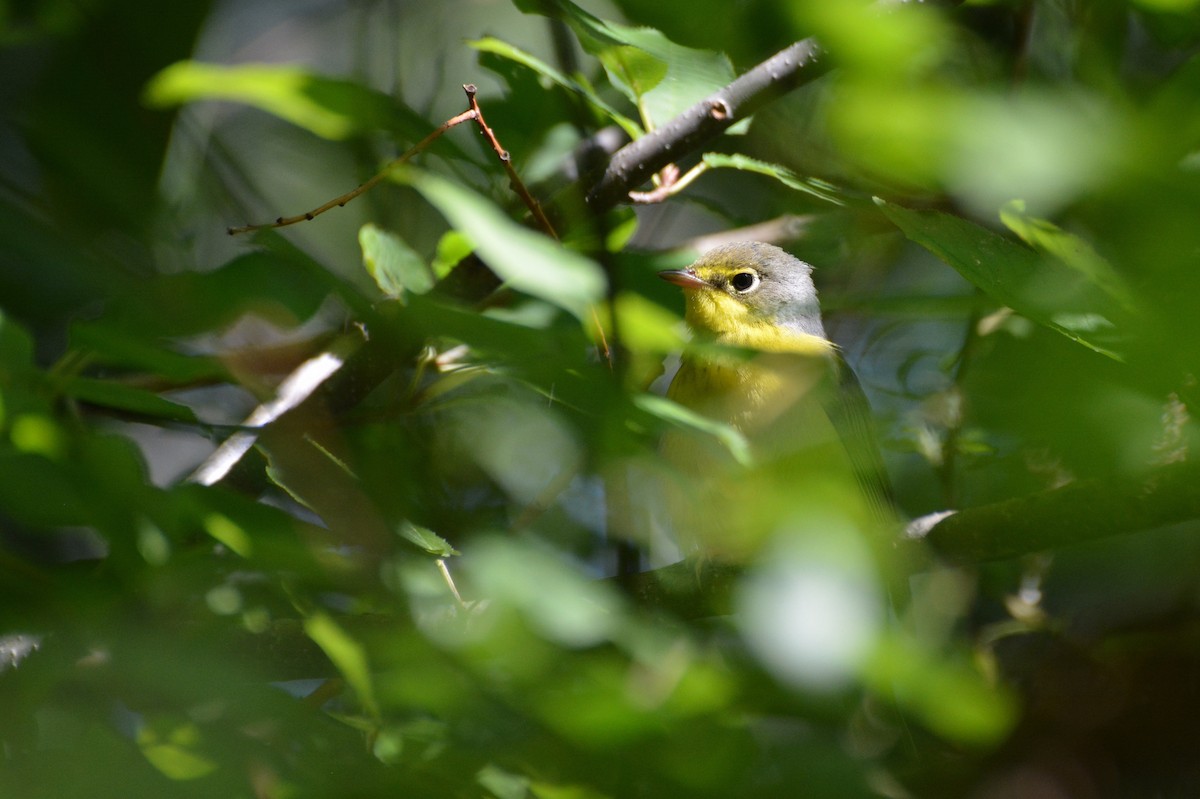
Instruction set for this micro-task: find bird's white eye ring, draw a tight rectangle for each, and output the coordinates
[730,271,759,293]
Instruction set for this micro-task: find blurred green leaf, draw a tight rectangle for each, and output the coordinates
[467,536,622,648]
[867,632,1017,746]
[145,61,434,142]
[137,719,218,781]
[633,393,752,466]
[84,251,340,341]
[69,322,229,383]
[359,223,434,299]
[999,199,1138,314]
[399,169,606,321]
[305,612,380,719]
[0,451,87,527]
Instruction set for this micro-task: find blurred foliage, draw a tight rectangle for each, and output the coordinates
[3,0,1200,796]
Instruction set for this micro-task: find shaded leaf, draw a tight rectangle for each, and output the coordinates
[61,376,199,423]
[999,199,1138,314]
[876,199,1125,358]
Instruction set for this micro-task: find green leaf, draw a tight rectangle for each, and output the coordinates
[399,169,606,322]
[136,720,217,781]
[633,393,752,466]
[867,632,1017,746]
[520,0,737,130]
[305,612,380,719]
[60,376,199,423]
[69,324,228,383]
[145,61,433,142]
[359,223,434,299]
[468,536,622,648]
[468,37,643,139]
[999,199,1138,314]
[700,153,848,206]
[876,198,1126,359]
[397,520,459,558]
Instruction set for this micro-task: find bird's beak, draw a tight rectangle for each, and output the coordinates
[658,269,708,290]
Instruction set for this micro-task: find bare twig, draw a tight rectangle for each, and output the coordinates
[462,84,558,241]
[227,108,479,235]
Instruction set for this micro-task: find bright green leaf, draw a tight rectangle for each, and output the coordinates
[633,393,752,466]
[203,513,253,558]
[397,520,459,557]
[399,169,606,321]
[145,61,433,142]
[867,632,1017,746]
[137,721,218,781]
[700,153,848,206]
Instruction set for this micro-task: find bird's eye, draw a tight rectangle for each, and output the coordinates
[730,271,758,293]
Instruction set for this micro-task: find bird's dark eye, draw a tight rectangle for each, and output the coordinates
[730,271,758,292]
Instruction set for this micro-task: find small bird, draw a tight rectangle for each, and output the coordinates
[659,241,892,561]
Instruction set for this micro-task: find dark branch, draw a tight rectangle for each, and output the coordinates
[916,460,1200,562]
[583,38,828,214]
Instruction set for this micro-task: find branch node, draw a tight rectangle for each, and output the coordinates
[708,99,731,120]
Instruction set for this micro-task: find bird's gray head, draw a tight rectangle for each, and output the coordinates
[664,241,827,339]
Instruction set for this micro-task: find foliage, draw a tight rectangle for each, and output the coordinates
[3,0,1200,796]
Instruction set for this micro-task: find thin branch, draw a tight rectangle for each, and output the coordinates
[227,108,479,235]
[186,332,365,485]
[583,38,828,213]
[462,84,558,241]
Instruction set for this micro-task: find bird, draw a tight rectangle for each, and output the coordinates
[658,241,893,562]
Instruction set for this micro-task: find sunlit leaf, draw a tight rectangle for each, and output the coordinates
[397,520,459,557]
[633,393,752,466]
[467,536,622,648]
[468,36,643,138]
[145,61,433,142]
[399,169,606,321]
[866,632,1017,746]
[518,0,737,129]
[700,153,848,206]
[137,720,218,781]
